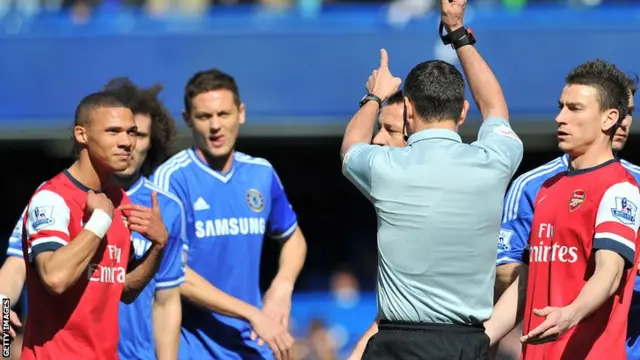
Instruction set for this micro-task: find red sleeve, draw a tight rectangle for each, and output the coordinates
[25,189,71,263]
[593,181,640,266]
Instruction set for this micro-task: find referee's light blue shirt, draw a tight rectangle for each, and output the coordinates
[342,117,523,325]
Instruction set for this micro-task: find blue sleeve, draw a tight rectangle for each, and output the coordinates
[154,197,187,290]
[267,168,298,240]
[341,143,383,200]
[6,209,26,258]
[497,176,535,266]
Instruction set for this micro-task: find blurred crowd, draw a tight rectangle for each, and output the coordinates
[0,0,635,20]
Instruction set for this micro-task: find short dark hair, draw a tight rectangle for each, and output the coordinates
[386,91,404,106]
[403,60,465,123]
[565,60,629,123]
[74,91,130,127]
[102,77,177,177]
[184,69,241,113]
[625,73,638,96]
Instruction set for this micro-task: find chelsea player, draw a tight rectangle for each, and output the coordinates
[494,73,640,359]
[152,69,306,360]
[0,78,186,360]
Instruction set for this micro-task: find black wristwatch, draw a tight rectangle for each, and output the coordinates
[439,21,476,50]
[359,93,383,109]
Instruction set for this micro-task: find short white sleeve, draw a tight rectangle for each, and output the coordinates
[593,181,640,265]
[25,190,71,262]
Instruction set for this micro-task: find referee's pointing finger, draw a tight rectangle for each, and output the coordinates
[379,49,389,69]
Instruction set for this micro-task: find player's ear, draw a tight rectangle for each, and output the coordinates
[182,109,192,128]
[238,103,246,125]
[73,125,88,146]
[458,100,470,128]
[601,108,620,133]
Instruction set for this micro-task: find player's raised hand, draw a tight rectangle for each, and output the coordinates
[86,190,115,218]
[440,0,466,32]
[520,306,577,344]
[366,49,402,102]
[119,191,168,248]
[249,311,294,360]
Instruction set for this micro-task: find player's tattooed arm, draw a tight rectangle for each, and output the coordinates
[119,191,168,304]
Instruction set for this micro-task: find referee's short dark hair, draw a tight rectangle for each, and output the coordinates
[403,60,465,124]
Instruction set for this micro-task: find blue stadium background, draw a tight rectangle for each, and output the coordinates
[1,1,639,358]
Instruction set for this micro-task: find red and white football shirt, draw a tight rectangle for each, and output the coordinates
[21,170,132,360]
[522,159,640,360]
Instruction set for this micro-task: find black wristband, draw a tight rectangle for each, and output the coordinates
[439,21,476,49]
[359,94,383,109]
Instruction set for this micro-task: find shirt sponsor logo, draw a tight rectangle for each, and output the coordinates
[87,245,126,284]
[612,197,637,225]
[569,190,586,212]
[531,223,578,263]
[30,206,54,230]
[194,217,266,238]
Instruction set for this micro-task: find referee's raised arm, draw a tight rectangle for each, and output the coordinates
[442,0,507,121]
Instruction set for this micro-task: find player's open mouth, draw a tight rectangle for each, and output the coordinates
[557,130,569,138]
[209,135,225,147]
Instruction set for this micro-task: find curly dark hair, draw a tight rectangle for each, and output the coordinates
[101,77,177,177]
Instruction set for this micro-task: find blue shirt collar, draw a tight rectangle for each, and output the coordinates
[407,129,461,145]
[126,176,146,197]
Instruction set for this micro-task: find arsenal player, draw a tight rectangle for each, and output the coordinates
[20,91,168,360]
[486,60,640,359]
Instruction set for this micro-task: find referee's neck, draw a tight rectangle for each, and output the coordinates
[411,120,458,134]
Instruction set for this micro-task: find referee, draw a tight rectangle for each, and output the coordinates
[339,0,523,359]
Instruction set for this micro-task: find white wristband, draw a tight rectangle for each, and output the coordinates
[84,209,113,239]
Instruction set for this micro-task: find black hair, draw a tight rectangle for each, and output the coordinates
[184,69,241,113]
[565,60,629,128]
[102,77,177,177]
[403,60,465,123]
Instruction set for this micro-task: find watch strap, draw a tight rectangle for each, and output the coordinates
[359,94,383,109]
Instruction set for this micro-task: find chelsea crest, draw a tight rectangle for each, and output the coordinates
[246,189,265,213]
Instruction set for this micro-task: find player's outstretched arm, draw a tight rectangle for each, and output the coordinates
[485,266,528,346]
[31,190,114,295]
[347,320,378,360]
[441,0,508,121]
[181,267,294,360]
[119,191,168,304]
[153,287,181,360]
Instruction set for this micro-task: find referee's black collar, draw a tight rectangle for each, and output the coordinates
[407,129,461,145]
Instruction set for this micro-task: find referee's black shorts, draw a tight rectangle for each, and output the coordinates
[361,320,490,360]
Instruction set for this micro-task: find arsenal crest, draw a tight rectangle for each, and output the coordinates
[569,190,586,212]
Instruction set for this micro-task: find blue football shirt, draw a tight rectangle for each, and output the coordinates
[6,177,187,360]
[152,147,298,360]
[496,154,640,359]
[117,177,187,360]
